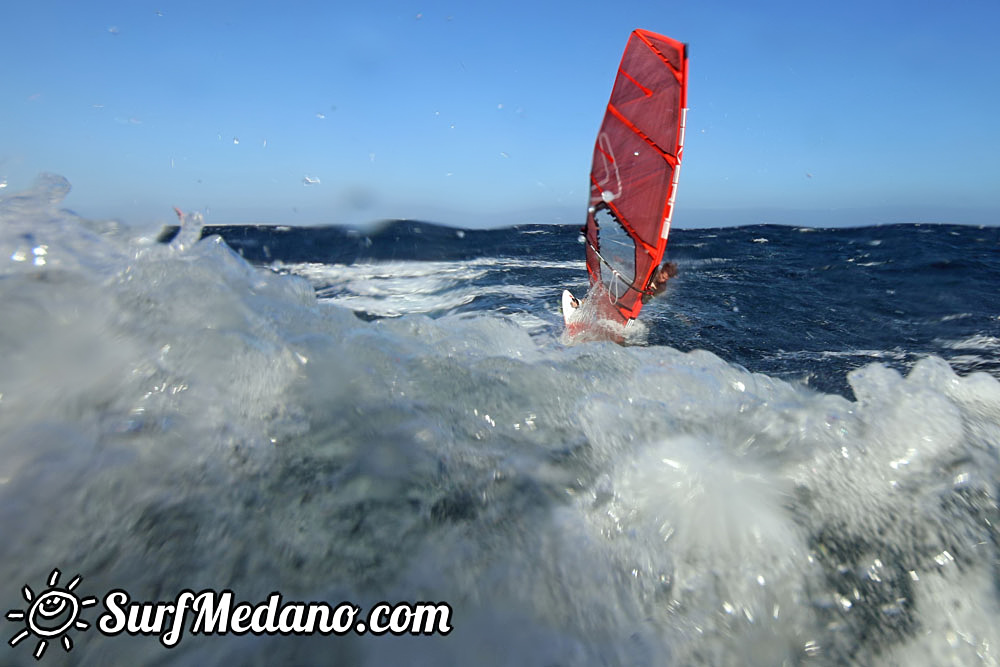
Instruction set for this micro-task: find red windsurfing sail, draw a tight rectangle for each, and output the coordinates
[582,29,688,325]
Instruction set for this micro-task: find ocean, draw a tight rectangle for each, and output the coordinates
[2,174,999,666]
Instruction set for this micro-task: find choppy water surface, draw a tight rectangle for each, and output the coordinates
[2,176,999,666]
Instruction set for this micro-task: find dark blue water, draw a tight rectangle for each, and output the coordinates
[4,177,1000,666]
[168,220,1000,398]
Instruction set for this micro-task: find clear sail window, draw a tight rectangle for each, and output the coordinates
[594,205,636,300]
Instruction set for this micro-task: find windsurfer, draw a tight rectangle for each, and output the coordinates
[564,260,676,324]
[562,30,687,334]
[642,261,678,303]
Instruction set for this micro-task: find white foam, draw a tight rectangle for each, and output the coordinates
[1,177,998,666]
[944,334,1000,352]
[276,258,575,318]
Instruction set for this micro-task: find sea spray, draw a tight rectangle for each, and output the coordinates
[1,177,998,665]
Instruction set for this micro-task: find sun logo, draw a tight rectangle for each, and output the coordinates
[6,568,97,660]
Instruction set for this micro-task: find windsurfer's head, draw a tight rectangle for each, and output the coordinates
[644,262,678,302]
[660,261,678,279]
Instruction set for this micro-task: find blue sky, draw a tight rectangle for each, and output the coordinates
[2,0,998,228]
